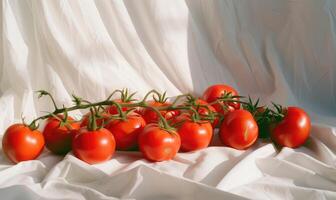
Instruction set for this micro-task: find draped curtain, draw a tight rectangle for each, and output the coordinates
[0,1,335,199]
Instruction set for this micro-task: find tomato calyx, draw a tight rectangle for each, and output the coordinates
[183,97,215,121]
[241,98,291,139]
[214,91,245,107]
[118,88,137,103]
[153,91,168,103]
[21,114,38,131]
[270,102,287,122]
[242,97,274,139]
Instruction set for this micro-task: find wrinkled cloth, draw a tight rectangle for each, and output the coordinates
[0,0,336,199]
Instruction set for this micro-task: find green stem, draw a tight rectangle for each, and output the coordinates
[169,94,193,107]
[89,108,97,131]
[29,90,211,130]
[110,101,126,119]
[141,104,171,130]
[140,89,162,103]
[106,89,123,101]
[48,93,59,111]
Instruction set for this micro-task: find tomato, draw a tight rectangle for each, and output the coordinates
[72,127,116,164]
[271,107,311,148]
[43,116,80,155]
[192,99,218,127]
[177,119,213,152]
[142,101,179,123]
[219,110,258,150]
[80,112,111,128]
[202,84,240,115]
[105,114,146,150]
[138,124,180,161]
[2,124,45,163]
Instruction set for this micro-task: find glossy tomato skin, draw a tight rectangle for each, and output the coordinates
[43,116,80,155]
[138,124,181,162]
[105,114,146,150]
[271,107,311,148]
[177,120,213,152]
[2,124,45,163]
[72,128,116,164]
[142,101,179,124]
[202,84,240,114]
[219,110,258,150]
[80,112,111,128]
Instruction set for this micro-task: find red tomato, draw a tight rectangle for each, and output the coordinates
[80,112,111,128]
[138,124,181,161]
[271,107,311,148]
[72,128,116,164]
[219,110,258,150]
[177,120,213,152]
[202,84,240,114]
[105,114,146,150]
[2,124,45,163]
[43,116,80,155]
[142,101,179,123]
[193,99,219,127]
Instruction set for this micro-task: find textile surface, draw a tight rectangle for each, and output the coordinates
[0,1,336,199]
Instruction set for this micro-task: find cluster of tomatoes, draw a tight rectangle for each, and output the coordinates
[1,84,311,164]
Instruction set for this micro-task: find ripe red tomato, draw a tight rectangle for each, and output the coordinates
[177,119,213,152]
[219,110,258,150]
[202,84,240,114]
[105,114,146,150]
[43,116,80,155]
[72,128,116,164]
[142,101,179,123]
[80,112,111,128]
[138,124,181,161]
[271,107,311,148]
[2,124,45,163]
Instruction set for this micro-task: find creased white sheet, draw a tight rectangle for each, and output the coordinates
[0,0,335,199]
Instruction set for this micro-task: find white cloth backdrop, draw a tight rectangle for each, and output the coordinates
[1,0,336,199]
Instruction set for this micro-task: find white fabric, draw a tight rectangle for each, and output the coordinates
[1,0,336,199]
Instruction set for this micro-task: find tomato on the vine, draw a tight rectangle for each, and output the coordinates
[43,115,80,155]
[169,112,191,127]
[107,99,141,115]
[80,112,111,128]
[2,124,45,163]
[107,99,130,115]
[192,99,218,127]
[138,124,180,161]
[72,127,116,164]
[271,107,311,148]
[202,84,240,114]
[142,101,179,123]
[105,114,146,150]
[177,119,213,152]
[219,110,258,150]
